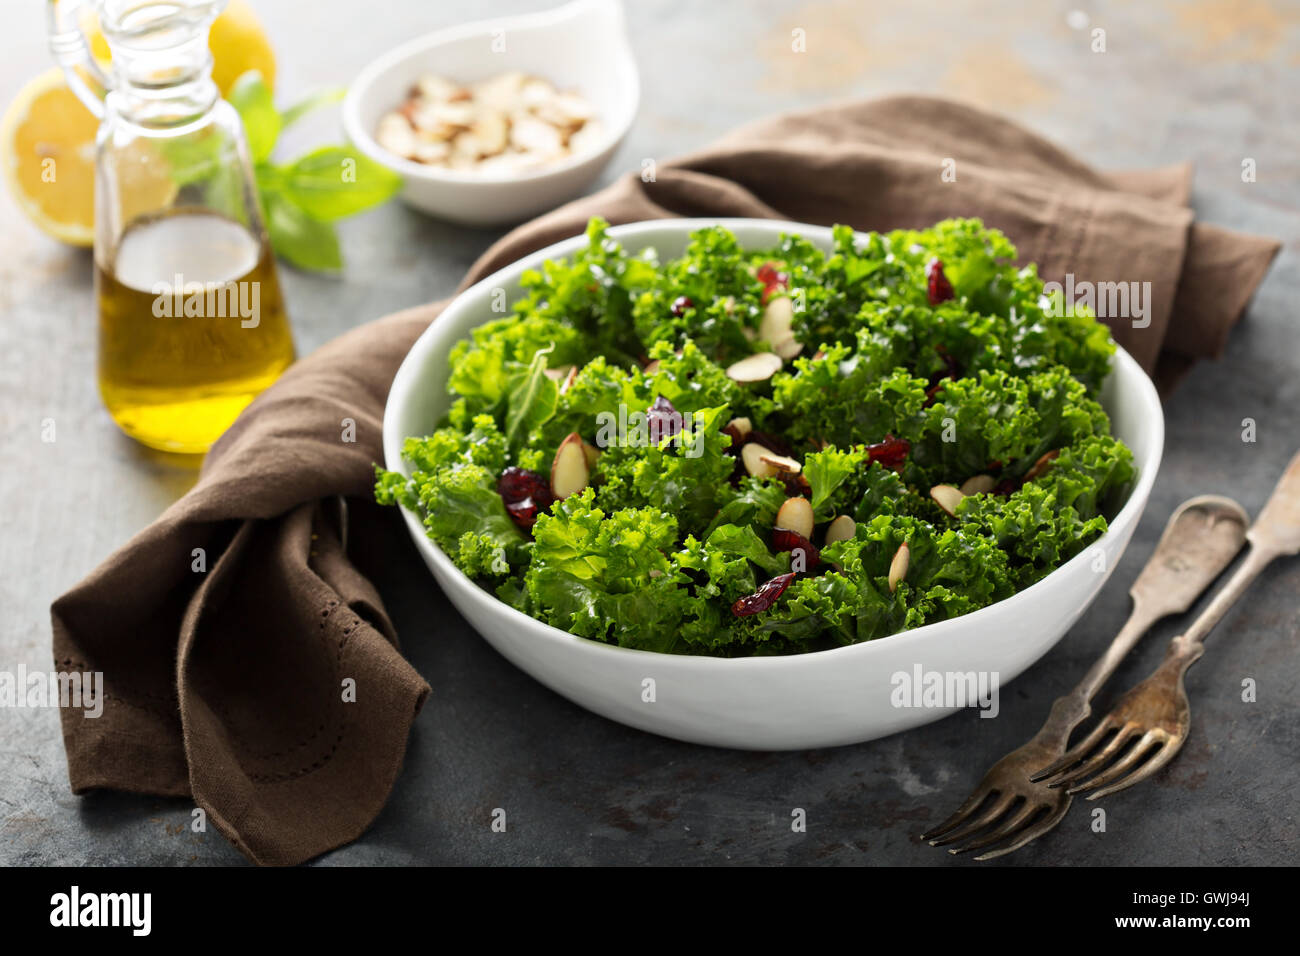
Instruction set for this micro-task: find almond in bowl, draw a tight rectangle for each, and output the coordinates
[376,70,602,176]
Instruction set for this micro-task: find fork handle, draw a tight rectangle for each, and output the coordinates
[1070,602,1164,705]
[1033,604,1163,748]
[1179,544,1276,649]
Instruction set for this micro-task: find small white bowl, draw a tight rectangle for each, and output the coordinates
[383,219,1165,750]
[341,0,638,226]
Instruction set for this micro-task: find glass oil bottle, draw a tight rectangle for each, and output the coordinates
[50,0,295,453]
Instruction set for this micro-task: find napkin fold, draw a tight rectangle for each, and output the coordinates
[52,96,1280,865]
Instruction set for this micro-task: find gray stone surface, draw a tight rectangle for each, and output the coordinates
[1,0,1296,866]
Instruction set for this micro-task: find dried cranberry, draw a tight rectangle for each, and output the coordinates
[731,572,796,617]
[646,394,684,443]
[721,423,746,454]
[936,346,960,378]
[993,477,1020,496]
[497,466,555,530]
[923,380,947,406]
[670,295,693,317]
[865,435,910,469]
[926,258,954,304]
[497,466,549,503]
[772,528,821,568]
[504,498,541,529]
[756,261,789,303]
[779,471,811,497]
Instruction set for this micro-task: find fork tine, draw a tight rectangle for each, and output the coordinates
[928,791,1015,848]
[921,785,994,842]
[1067,731,1163,795]
[1085,736,1186,800]
[973,799,1072,861]
[1031,719,1117,782]
[948,799,1037,856]
[1047,725,1137,789]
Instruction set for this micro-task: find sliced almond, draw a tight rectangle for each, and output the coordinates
[428,101,476,129]
[474,71,527,110]
[543,364,573,382]
[888,541,910,593]
[824,514,856,545]
[560,365,580,395]
[581,440,601,469]
[1024,450,1060,482]
[511,115,564,155]
[742,442,778,478]
[411,141,449,165]
[930,484,965,517]
[775,496,815,540]
[376,113,418,158]
[725,351,783,383]
[408,101,459,138]
[759,296,794,347]
[759,451,802,475]
[471,109,509,156]
[550,432,589,499]
[539,91,595,127]
[452,131,488,161]
[390,72,596,176]
[415,74,461,102]
[642,359,661,376]
[519,77,557,109]
[774,337,804,360]
[959,474,997,496]
[725,416,753,439]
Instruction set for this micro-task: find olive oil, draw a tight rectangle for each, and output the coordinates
[96,210,295,454]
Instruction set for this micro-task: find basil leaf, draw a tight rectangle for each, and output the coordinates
[280,87,346,130]
[263,190,341,272]
[279,146,402,221]
[228,71,281,164]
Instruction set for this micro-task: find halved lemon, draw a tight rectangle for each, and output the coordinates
[2,69,180,247]
[1,69,99,246]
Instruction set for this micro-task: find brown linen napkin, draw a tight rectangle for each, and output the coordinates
[51,95,1280,865]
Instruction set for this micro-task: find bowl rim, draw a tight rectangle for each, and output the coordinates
[384,217,1165,670]
[341,0,641,186]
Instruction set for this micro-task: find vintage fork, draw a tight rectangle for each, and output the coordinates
[922,494,1249,859]
[1034,449,1300,798]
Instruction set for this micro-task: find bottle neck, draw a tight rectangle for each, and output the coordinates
[106,33,219,128]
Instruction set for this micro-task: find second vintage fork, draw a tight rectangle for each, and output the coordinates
[1034,448,1300,798]
[922,495,1249,859]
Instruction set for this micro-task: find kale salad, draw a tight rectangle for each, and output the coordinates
[376,218,1135,656]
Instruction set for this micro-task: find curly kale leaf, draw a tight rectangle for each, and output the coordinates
[525,489,700,652]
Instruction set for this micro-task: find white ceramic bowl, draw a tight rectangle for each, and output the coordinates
[384,218,1164,750]
[341,0,638,226]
